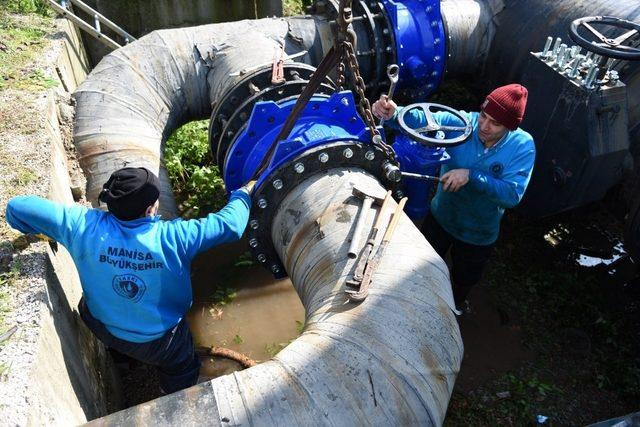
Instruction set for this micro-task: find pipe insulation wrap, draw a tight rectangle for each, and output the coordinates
[73,17,322,217]
[91,170,462,425]
[440,0,504,76]
[267,169,462,424]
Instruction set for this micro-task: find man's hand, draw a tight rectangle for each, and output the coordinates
[440,169,469,192]
[243,180,257,194]
[371,95,397,120]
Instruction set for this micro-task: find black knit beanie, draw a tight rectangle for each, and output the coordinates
[99,167,160,221]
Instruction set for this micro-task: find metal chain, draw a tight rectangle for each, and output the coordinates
[335,0,396,161]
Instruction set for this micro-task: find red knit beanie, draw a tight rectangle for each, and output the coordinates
[481,83,528,130]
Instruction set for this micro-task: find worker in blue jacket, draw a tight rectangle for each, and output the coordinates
[372,84,535,309]
[6,167,252,394]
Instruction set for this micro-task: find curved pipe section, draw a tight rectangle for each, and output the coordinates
[73,17,323,217]
[73,9,462,425]
[92,170,462,425]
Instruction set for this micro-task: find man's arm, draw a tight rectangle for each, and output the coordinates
[175,189,251,259]
[467,143,536,208]
[6,196,86,248]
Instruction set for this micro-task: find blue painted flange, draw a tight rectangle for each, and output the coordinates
[380,0,446,100]
[224,91,372,191]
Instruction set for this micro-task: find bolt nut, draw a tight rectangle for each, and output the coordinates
[294,163,305,174]
[257,254,266,263]
[319,152,329,163]
[249,238,258,248]
[249,219,259,230]
[340,97,349,106]
[383,162,402,182]
[365,150,375,161]
[343,148,354,159]
[271,264,280,274]
[257,198,268,209]
[273,179,283,190]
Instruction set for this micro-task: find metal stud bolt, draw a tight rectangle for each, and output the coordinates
[343,148,354,159]
[273,179,283,190]
[319,152,329,163]
[257,254,266,263]
[365,150,375,161]
[249,238,258,248]
[541,36,553,57]
[249,219,259,230]
[294,163,305,174]
[271,265,281,274]
[257,198,268,209]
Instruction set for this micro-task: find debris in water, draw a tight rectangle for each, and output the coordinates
[536,415,548,424]
[496,391,511,399]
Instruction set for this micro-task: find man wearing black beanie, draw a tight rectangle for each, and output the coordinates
[6,167,253,395]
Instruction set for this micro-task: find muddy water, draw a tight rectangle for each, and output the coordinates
[186,241,305,378]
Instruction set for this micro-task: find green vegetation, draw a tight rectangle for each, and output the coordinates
[265,320,304,357]
[0,265,20,330]
[282,0,312,16]
[233,334,243,345]
[446,210,640,425]
[0,2,54,91]
[164,120,227,218]
[2,0,50,16]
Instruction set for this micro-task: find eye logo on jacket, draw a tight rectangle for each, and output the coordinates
[490,162,504,177]
[112,274,146,303]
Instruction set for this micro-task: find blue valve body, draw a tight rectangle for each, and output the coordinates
[380,0,446,100]
[394,134,450,219]
[224,91,371,191]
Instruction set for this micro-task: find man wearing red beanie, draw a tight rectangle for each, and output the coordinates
[373,84,535,309]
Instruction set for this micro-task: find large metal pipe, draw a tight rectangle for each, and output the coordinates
[441,0,640,147]
[73,16,326,217]
[73,10,463,425]
[89,170,462,425]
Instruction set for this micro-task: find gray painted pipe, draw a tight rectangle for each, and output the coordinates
[73,16,325,217]
[73,13,462,425]
[88,170,462,425]
[441,0,640,146]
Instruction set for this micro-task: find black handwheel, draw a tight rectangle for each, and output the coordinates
[397,103,472,147]
[569,16,640,61]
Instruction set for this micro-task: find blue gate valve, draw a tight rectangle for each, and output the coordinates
[223,91,375,192]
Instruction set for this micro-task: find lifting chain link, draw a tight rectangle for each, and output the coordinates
[335,0,396,162]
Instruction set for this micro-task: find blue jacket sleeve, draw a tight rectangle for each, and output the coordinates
[176,189,251,259]
[5,196,86,249]
[467,141,536,208]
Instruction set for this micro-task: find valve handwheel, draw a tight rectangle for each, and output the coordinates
[397,103,472,147]
[569,16,640,60]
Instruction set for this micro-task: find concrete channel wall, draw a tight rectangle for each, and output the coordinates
[77,0,283,65]
[0,17,121,425]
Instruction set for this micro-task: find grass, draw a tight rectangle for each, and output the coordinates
[164,120,227,218]
[446,207,640,425]
[0,265,20,330]
[0,3,55,91]
[282,0,312,16]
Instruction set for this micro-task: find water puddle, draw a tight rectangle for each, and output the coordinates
[186,242,305,378]
[544,224,627,268]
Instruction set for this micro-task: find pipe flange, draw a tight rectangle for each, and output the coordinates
[247,140,399,278]
[209,63,335,166]
[216,79,336,171]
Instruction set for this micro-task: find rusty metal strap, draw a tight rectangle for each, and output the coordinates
[250,45,341,181]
